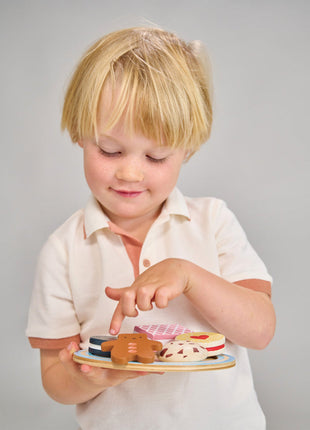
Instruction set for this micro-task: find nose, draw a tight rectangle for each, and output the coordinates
[115,159,144,182]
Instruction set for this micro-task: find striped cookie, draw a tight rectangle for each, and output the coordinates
[88,335,117,357]
[175,332,225,357]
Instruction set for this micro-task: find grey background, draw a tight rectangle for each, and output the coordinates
[1,1,309,429]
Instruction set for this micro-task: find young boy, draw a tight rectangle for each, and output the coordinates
[26,27,275,429]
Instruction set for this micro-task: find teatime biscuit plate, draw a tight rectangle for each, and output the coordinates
[73,350,235,372]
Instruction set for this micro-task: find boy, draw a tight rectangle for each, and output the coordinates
[26,27,275,429]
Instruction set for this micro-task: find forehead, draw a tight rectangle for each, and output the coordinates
[97,84,115,126]
[96,82,166,146]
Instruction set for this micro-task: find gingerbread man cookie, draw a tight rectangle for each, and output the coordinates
[101,333,162,365]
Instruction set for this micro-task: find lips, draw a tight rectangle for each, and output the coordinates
[112,189,144,198]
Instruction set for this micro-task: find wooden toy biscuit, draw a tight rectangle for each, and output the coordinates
[88,335,117,357]
[159,340,209,362]
[176,332,225,357]
[134,323,191,340]
[101,333,162,365]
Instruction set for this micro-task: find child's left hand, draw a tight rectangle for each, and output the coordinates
[105,258,276,350]
[105,258,189,334]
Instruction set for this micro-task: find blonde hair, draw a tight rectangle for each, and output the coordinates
[61,27,213,154]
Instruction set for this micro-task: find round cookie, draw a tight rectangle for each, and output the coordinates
[175,332,225,357]
[88,335,117,357]
[159,340,209,362]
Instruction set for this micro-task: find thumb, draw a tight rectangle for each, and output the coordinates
[59,342,79,369]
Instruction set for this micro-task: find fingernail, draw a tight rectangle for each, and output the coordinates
[67,342,77,354]
[80,364,90,373]
[110,328,117,335]
[67,342,74,351]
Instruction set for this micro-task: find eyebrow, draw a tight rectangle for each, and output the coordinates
[98,134,119,143]
[97,133,173,155]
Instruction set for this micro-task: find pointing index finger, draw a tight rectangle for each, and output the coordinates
[109,302,126,335]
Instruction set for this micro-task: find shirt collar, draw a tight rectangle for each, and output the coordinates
[83,188,191,239]
[160,187,191,221]
[84,195,110,238]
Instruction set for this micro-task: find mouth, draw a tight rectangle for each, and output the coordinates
[112,189,144,198]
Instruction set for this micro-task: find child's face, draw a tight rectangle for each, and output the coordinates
[79,113,186,230]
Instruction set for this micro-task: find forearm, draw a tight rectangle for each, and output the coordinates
[183,260,276,349]
[40,346,146,405]
[41,350,105,404]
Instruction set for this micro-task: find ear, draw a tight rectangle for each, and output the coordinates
[77,140,84,148]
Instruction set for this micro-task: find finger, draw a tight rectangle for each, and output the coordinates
[120,289,139,317]
[79,364,111,381]
[104,369,149,387]
[136,285,155,311]
[80,364,93,373]
[154,287,171,309]
[79,364,120,386]
[109,301,126,335]
[107,286,139,316]
[105,286,122,301]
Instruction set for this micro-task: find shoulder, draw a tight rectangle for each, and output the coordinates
[39,208,85,260]
[183,194,228,225]
[184,195,225,212]
[181,193,245,238]
[52,208,85,241]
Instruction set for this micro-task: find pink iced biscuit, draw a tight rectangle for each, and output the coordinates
[134,323,191,340]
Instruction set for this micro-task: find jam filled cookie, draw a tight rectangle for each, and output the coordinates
[176,332,225,357]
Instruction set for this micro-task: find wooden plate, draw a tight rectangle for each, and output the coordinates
[73,350,236,372]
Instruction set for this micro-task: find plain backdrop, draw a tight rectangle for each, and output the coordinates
[1,1,309,429]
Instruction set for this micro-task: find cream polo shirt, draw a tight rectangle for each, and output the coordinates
[26,188,272,429]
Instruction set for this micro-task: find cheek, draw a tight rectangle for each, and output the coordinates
[153,163,182,189]
[166,159,183,179]
[84,154,110,185]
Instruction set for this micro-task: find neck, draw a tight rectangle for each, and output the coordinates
[103,206,163,243]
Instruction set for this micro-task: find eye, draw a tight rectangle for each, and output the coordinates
[98,148,121,157]
[146,155,167,163]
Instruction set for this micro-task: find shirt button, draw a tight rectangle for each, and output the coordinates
[143,259,151,268]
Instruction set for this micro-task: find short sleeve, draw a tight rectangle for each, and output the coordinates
[213,200,272,286]
[26,235,80,348]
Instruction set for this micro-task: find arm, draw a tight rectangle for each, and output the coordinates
[106,258,276,350]
[182,263,275,349]
[40,342,148,405]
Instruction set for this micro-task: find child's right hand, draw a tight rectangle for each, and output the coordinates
[41,342,148,404]
[60,342,148,388]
